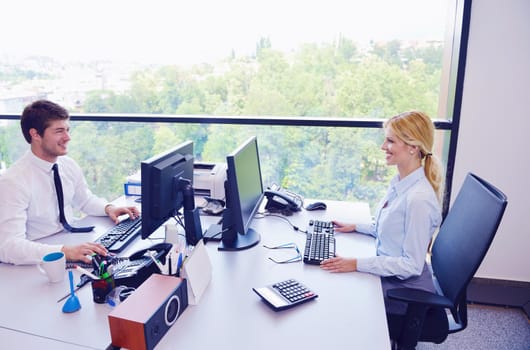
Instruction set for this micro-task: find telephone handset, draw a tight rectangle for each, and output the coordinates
[264,184,303,213]
[128,242,172,261]
[113,242,172,288]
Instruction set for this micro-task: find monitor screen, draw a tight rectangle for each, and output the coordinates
[218,136,263,251]
[140,141,194,239]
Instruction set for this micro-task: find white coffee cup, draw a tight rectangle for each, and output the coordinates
[37,251,66,283]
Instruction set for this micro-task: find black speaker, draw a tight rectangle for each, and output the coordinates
[108,274,188,350]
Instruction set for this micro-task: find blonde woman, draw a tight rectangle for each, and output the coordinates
[321,111,444,316]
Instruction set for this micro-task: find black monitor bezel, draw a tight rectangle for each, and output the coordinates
[218,136,263,251]
[140,140,194,240]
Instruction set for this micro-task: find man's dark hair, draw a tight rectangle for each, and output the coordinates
[20,100,70,144]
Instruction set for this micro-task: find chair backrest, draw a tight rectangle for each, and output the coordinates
[431,173,507,307]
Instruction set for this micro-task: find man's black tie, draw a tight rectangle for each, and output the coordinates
[52,163,94,233]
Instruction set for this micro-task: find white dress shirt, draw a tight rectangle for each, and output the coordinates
[0,150,108,265]
[356,167,442,281]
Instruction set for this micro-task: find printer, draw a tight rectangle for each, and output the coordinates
[193,162,227,200]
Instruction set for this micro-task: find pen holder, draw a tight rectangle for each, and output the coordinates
[91,274,115,304]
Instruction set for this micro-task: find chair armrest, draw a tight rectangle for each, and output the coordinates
[387,288,454,309]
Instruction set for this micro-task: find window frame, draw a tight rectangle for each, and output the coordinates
[0,0,471,218]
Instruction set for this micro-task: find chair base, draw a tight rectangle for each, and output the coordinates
[387,307,449,349]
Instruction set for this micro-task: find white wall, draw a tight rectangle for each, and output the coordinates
[453,0,530,281]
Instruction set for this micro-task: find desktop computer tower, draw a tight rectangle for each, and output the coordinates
[108,274,188,350]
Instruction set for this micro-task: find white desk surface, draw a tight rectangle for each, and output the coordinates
[0,327,91,349]
[0,199,390,350]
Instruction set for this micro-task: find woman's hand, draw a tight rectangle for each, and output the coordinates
[332,220,357,233]
[320,256,357,273]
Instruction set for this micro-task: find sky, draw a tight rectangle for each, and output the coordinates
[0,0,449,65]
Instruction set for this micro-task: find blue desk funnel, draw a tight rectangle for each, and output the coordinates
[62,270,81,313]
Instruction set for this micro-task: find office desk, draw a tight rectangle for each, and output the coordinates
[0,327,90,350]
[0,200,390,350]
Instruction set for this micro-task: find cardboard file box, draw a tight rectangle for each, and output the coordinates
[124,182,141,196]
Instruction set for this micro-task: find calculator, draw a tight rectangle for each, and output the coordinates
[253,279,318,311]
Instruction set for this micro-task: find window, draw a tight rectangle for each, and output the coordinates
[0,0,460,210]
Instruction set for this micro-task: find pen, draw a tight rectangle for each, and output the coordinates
[147,250,165,273]
[168,252,172,276]
[99,261,107,276]
[177,252,183,277]
[91,253,103,269]
[106,263,114,276]
[73,264,100,280]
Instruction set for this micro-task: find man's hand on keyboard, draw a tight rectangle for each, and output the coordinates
[105,204,140,224]
[320,256,358,273]
[62,242,108,263]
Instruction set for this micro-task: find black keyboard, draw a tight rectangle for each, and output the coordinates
[253,279,318,311]
[95,216,142,253]
[66,256,129,270]
[307,219,335,235]
[304,220,336,265]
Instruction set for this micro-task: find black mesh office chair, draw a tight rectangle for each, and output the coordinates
[386,173,508,350]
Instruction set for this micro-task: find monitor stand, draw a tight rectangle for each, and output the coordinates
[218,228,260,251]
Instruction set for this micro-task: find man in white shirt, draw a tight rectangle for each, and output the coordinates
[0,100,139,265]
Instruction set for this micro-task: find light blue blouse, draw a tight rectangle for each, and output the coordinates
[356,167,441,280]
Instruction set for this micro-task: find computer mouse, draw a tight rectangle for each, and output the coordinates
[306,202,327,211]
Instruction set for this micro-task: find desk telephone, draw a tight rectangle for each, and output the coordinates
[68,243,173,290]
[264,184,303,213]
[112,243,172,289]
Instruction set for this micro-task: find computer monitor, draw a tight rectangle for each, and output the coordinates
[218,136,263,251]
[140,140,195,240]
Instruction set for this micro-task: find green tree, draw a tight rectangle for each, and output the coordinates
[74,36,444,208]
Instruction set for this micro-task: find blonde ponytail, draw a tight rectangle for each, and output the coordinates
[423,153,444,202]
